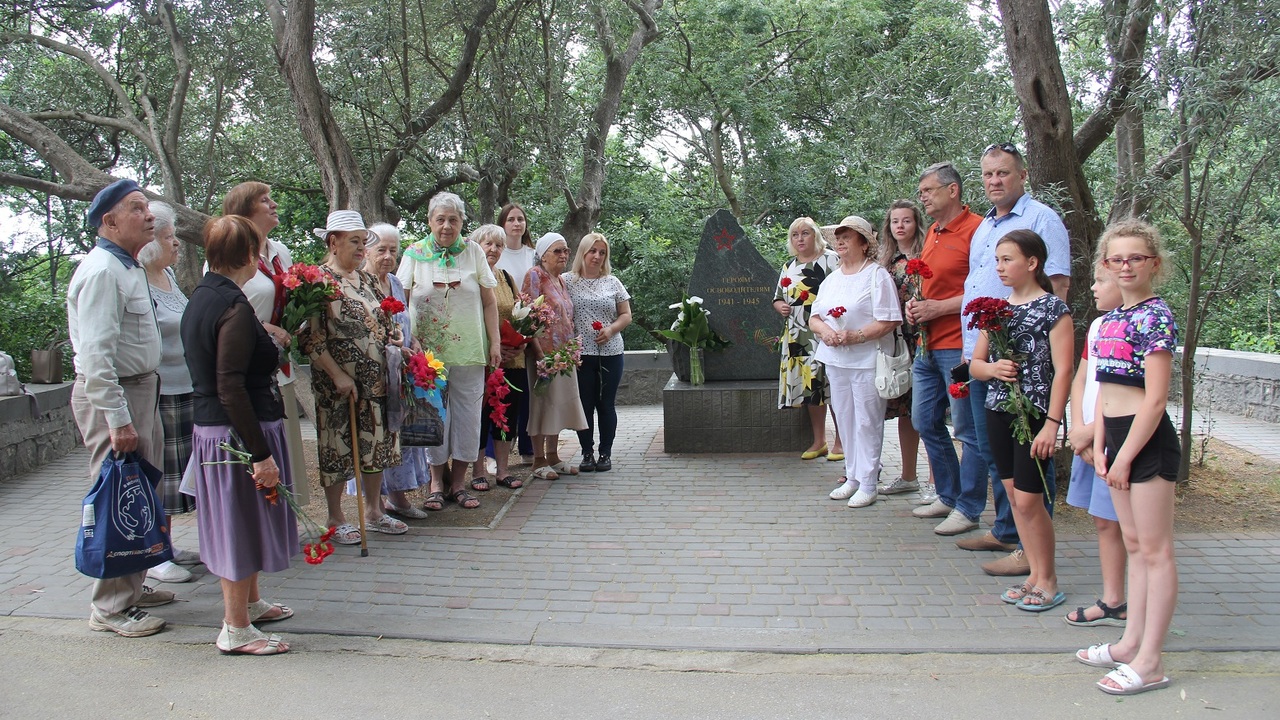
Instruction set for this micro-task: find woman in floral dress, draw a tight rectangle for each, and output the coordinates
[772,216,842,460]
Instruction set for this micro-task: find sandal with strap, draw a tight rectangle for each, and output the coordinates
[531,466,559,481]
[422,492,446,512]
[216,622,289,656]
[331,523,361,545]
[1000,582,1031,605]
[495,475,524,489]
[448,489,480,509]
[1076,642,1120,669]
[1065,599,1127,627]
[470,476,491,492]
[248,598,293,624]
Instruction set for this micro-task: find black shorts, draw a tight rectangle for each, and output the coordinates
[1103,412,1181,483]
[986,409,1052,494]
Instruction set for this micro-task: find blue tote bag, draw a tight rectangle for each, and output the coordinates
[75,451,174,579]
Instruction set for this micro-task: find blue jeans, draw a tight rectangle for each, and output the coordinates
[970,379,1055,545]
[577,353,623,456]
[911,349,985,520]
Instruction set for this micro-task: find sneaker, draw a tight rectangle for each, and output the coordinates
[595,455,612,472]
[135,585,176,608]
[983,548,1031,576]
[829,480,856,500]
[848,489,878,508]
[916,487,939,505]
[146,561,193,584]
[912,499,953,518]
[88,606,165,637]
[878,477,920,495]
[955,531,1018,552]
[171,549,202,566]
[579,452,597,473]
[934,509,979,536]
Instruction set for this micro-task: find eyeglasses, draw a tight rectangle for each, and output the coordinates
[1101,254,1157,270]
[917,184,951,199]
[549,248,570,255]
[983,142,1022,158]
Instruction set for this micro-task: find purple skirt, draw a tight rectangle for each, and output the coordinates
[192,420,300,581]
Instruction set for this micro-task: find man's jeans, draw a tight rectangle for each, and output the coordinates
[911,349,986,520]
[970,378,1055,545]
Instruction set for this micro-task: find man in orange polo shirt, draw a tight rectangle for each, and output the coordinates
[905,162,988,537]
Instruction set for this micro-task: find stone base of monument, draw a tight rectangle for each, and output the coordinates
[662,375,813,453]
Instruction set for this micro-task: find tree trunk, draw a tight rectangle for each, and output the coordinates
[559,0,663,248]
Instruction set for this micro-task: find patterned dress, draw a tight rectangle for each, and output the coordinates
[774,251,839,407]
[298,266,401,487]
[885,252,921,420]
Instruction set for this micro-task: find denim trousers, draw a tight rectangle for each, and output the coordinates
[910,348,986,520]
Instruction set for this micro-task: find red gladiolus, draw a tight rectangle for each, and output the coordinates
[780,277,792,288]
[592,321,604,331]
[380,297,405,315]
[948,382,970,399]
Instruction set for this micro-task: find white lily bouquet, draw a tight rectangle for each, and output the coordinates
[658,295,730,385]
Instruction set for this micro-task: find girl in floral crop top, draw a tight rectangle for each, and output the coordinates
[1078,220,1182,698]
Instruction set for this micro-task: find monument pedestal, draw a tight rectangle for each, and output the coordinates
[662,375,813,454]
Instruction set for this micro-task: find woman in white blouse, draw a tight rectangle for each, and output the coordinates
[564,233,632,472]
[810,216,903,509]
[493,202,536,462]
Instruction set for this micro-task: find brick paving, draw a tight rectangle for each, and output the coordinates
[2,404,1277,654]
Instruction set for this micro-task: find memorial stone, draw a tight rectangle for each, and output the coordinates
[678,210,779,382]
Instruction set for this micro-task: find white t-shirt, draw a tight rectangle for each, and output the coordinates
[494,245,536,291]
[1081,316,1104,423]
[810,262,902,370]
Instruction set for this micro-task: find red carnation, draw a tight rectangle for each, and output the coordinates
[905,259,933,279]
[964,297,1014,332]
[948,382,970,399]
[829,306,846,319]
[592,321,604,331]
[780,277,792,288]
[380,297,406,315]
[798,290,809,301]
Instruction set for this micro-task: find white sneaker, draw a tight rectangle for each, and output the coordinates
[171,549,202,566]
[912,498,953,518]
[829,481,856,500]
[934,508,979,535]
[88,606,166,637]
[878,477,920,495]
[146,561,193,584]
[848,489,878,508]
[916,486,939,505]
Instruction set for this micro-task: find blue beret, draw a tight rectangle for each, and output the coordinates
[86,179,144,229]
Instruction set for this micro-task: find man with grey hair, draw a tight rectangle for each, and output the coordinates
[68,179,175,637]
[904,162,989,538]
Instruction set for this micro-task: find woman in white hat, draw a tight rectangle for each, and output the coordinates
[810,216,903,509]
[397,193,502,510]
[298,210,406,543]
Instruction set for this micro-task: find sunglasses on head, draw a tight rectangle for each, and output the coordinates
[983,142,1022,158]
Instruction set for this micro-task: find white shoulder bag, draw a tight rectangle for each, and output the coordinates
[875,329,912,400]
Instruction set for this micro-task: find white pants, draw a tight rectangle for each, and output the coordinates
[826,365,887,491]
[427,364,484,465]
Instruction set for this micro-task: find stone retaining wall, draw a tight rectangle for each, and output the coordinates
[1172,347,1280,423]
[0,382,81,482]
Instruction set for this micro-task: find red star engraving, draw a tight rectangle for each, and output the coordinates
[714,228,734,251]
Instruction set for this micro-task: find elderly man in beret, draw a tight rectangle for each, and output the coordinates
[68,178,175,637]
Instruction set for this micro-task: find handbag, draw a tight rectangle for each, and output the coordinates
[400,389,446,447]
[875,328,913,400]
[75,451,174,579]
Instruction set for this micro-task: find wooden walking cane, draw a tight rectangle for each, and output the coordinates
[348,394,370,557]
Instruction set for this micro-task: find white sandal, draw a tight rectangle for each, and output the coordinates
[549,461,579,476]
[1076,642,1120,668]
[531,466,559,480]
[248,598,294,624]
[216,622,289,655]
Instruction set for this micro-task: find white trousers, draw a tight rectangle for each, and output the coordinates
[427,364,484,465]
[826,365,887,491]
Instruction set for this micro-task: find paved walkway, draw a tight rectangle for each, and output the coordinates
[3,405,1278,654]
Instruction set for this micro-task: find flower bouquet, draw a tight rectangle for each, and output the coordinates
[484,368,517,437]
[400,349,448,447]
[658,295,730,386]
[823,305,848,330]
[279,263,341,335]
[904,258,932,350]
[965,296,1048,492]
[501,294,555,348]
[202,437,336,565]
[534,337,582,395]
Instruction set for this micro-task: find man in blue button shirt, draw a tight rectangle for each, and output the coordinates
[958,144,1072,576]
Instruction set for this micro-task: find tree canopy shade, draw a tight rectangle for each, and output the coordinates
[1,1,1278,431]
